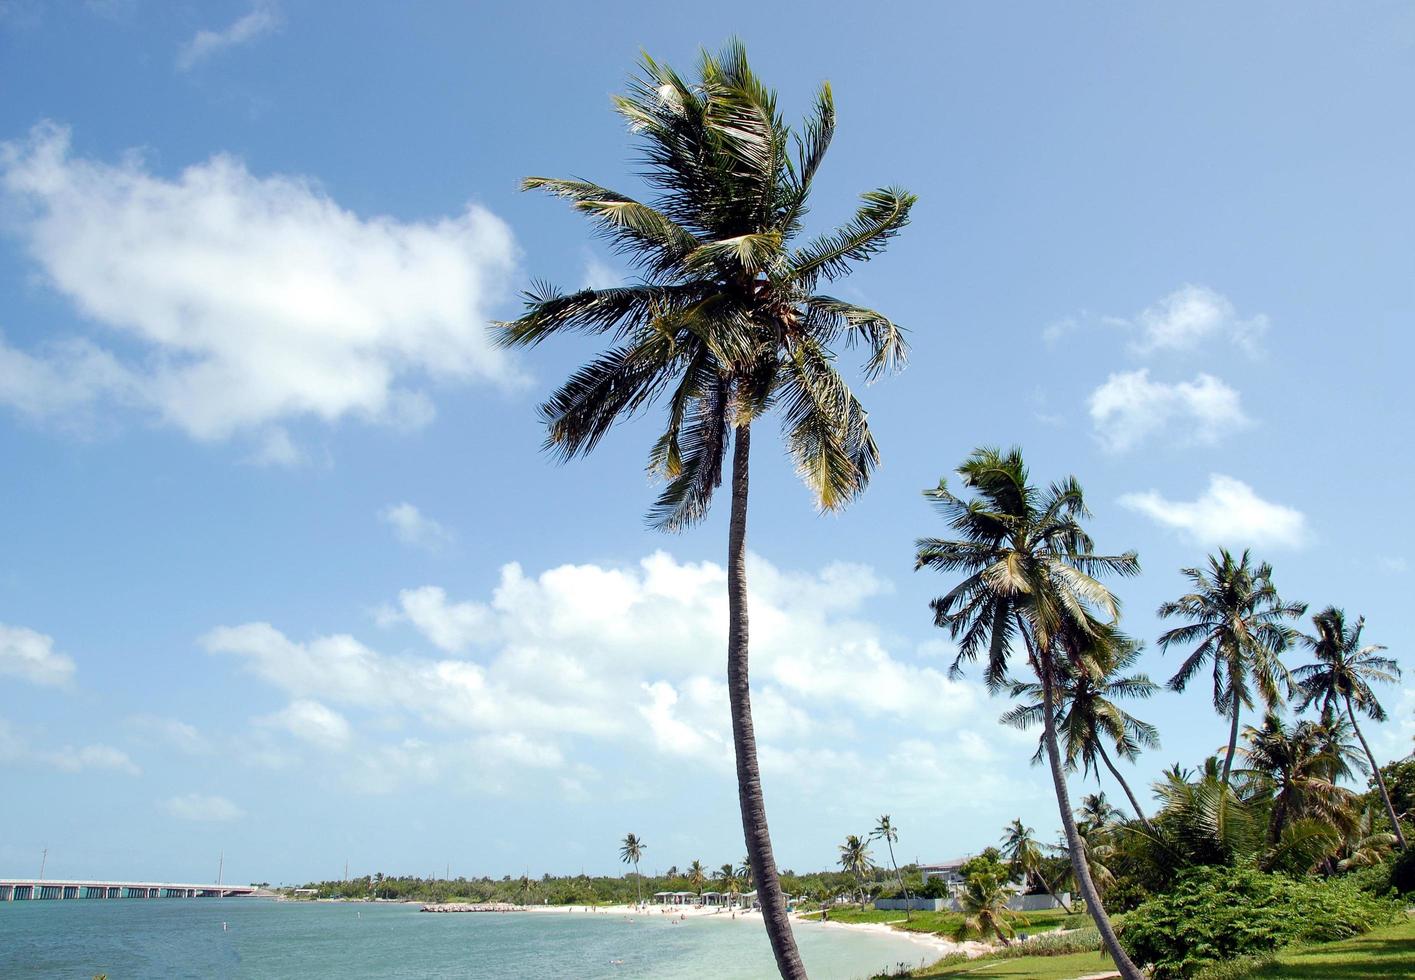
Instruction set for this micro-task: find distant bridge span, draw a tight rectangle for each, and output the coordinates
[0,879,258,901]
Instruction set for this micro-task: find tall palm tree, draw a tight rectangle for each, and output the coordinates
[998,818,1071,912]
[871,815,911,918]
[619,833,646,905]
[837,834,873,907]
[687,859,707,897]
[498,42,914,980]
[1293,607,1405,848]
[1156,549,1305,787]
[1002,624,1159,829]
[915,446,1143,980]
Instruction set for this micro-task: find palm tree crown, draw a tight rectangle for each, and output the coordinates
[1156,548,1305,786]
[497,41,915,530]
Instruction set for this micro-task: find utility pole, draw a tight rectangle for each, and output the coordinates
[344,859,349,883]
[38,848,47,880]
[218,851,224,886]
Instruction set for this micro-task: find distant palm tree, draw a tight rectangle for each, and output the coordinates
[1237,714,1358,844]
[837,834,873,907]
[950,868,1019,946]
[664,865,680,880]
[619,834,646,904]
[1157,549,1305,787]
[915,447,1143,980]
[1002,624,1159,829]
[1293,607,1405,848]
[687,860,707,897]
[1076,792,1124,833]
[499,42,914,980]
[736,856,754,891]
[715,863,743,904]
[998,818,1071,913]
[871,815,911,919]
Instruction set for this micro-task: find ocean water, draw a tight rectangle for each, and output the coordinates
[0,901,936,979]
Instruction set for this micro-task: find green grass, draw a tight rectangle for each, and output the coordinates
[1241,914,1415,979]
[822,906,1091,937]
[891,912,1415,980]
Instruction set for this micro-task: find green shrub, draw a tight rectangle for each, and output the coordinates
[1119,866,1402,978]
[993,927,1103,958]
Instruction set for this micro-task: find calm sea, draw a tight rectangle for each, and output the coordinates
[0,901,935,979]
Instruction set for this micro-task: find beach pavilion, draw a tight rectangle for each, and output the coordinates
[651,891,698,906]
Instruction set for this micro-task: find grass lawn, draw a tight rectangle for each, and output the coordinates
[1243,914,1415,979]
[889,912,1415,979]
[822,906,1092,936]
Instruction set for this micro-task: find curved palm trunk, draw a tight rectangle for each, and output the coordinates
[1221,698,1242,787]
[633,860,641,905]
[885,840,911,920]
[1347,697,1407,850]
[727,425,808,980]
[1040,649,1143,980]
[1035,868,1074,915]
[1096,742,1155,835]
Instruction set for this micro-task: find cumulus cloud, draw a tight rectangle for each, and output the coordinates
[1120,474,1309,549]
[257,698,351,749]
[0,123,519,449]
[1088,369,1250,452]
[0,622,76,686]
[380,502,454,551]
[205,551,994,798]
[176,2,280,71]
[126,715,212,756]
[1122,284,1269,355]
[0,718,140,774]
[162,793,244,822]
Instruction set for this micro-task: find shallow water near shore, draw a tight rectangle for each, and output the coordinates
[0,900,935,979]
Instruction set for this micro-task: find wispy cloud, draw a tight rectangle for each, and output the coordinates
[176,2,281,72]
[0,622,76,687]
[162,793,245,822]
[0,718,140,775]
[1088,369,1250,452]
[379,502,455,551]
[1120,474,1309,549]
[1046,285,1269,356]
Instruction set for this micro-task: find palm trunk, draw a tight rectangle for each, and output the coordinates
[1347,697,1407,849]
[1036,869,1074,914]
[1040,647,1143,980]
[727,424,807,980]
[886,841,911,920]
[1097,741,1155,835]
[1221,698,1241,787]
[634,860,641,905]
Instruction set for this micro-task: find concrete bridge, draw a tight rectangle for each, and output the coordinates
[0,879,257,901]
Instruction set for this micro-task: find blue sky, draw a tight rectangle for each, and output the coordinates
[0,1,1411,887]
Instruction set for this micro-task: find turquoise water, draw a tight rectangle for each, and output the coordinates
[0,901,935,978]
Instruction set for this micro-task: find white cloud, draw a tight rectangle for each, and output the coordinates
[581,252,622,290]
[0,719,140,775]
[1377,556,1408,574]
[127,715,212,756]
[206,551,993,801]
[162,793,244,822]
[1123,284,1269,355]
[176,2,280,71]
[379,503,454,551]
[247,427,304,467]
[0,123,519,447]
[1088,369,1250,452]
[1120,474,1309,549]
[257,698,351,749]
[0,622,76,687]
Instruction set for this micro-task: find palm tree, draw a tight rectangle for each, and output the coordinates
[1076,792,1124,833]
[1236,714,1359,845]
[619,834,646,905]
[998,818,1071,913]
[736,855,754,891]
[950,867,1019,946]
[837,834,873,907]
[715,863,743,905]
[1293,607,1405,848]
[687,859,707,897]
[498,42,915,980]
[1002,624,1159,829]
[915,446,1143,980]
[1157,549,1306,787]
[871,815,911,918]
